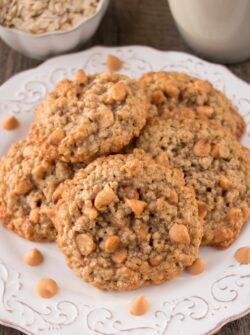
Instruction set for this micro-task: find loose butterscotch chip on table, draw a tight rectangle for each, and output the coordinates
[106,54,123,72]
[55,150,202,291]
[24,248,44,266]
[139,71,245,139]
[136,116,250,249]
[35,278,58,299]
[2,115,19,130]
[187,258,205,275]
[129,294,149,316]
[29,71,148,163]
[234,246,250,264]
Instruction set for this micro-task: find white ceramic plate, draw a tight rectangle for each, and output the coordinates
[0,46,250,335]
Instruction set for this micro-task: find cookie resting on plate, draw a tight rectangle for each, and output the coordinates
[139,71,245,139]
[0,140,82,242]
[55,150,202,291]
[136,116,250,249]
[29,71,149,163]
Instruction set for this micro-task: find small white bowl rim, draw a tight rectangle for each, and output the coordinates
[0,0,108,38]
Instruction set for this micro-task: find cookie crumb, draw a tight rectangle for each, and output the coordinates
[129,294,149,316]
[35,278,58,298]
[186,257,205,275]
[106,54,123,71]
[2,115,19,130]
[24,248,44,266]
[234,246,250,264]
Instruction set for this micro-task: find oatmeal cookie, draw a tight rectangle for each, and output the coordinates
[139,71,245,139]
[29,71,148,163]
[0,140,81,242]
[55,150,202,291]
[136,116,250,248]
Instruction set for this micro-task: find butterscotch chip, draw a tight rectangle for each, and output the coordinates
[55,151,201,291]
[164,80,180,98]
[0,140,83,242]
[234,246,250,264]
[198,201,207,219]
[52,184,65,203]
[139,71,245,138]
[194,79,212,93]
[211,143,230,159]
[136,116,250,249]
[149,253,166,266]
[29,72,148,163]
[35,278,58,299]
[74,69,88,84]
[137,225,148,241]
[196,106,214,117]
[47,129,65,145]
[125,198,147,216]
[15,178,33,195]
[169,224,191,244]
[106,54,123,72]
[94,185,117,209]
[105,235,120,253]
[76,234,95,256]
[152,90,165,104]
[2,115,19,130]
[219,175,233,190]
[111,249,128,264]
[227,207,242,225]
[166,189,178,204]
[83,204,98,220]
[193,139,211,157]
[24,248,44,266]
[187,258,205,275]
[29,208,40,224]
[109,82,127,101]
[129,294,149,316]
[32,165,46,180]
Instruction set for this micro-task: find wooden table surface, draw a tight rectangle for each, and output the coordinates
[0,1,249,334]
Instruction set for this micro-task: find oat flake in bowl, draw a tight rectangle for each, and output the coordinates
[0,0,100,34]
[0,0,109,59]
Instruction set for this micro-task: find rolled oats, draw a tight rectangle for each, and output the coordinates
[0,0,99,34]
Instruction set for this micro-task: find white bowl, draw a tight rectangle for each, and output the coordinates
[0,0,110,60]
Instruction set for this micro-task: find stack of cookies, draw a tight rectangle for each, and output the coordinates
[0,69,249,291]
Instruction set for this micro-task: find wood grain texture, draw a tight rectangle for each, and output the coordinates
[0,0,249,334]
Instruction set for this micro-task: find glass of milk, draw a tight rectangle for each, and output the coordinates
[168,0,250,63]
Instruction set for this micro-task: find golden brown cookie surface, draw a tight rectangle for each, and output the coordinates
[0,140,82,241]
[139,71,245,139]
[136,116,250,248]
[29,71,148,163]
[55,150,202,291]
